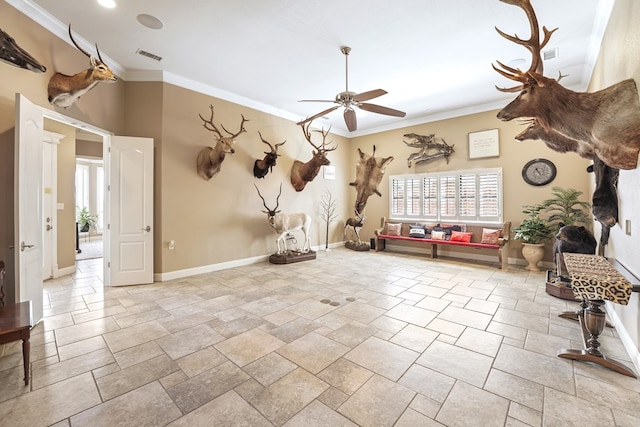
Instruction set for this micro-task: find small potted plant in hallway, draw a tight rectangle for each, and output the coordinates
[77,207,98,233]
[513,204,553,271]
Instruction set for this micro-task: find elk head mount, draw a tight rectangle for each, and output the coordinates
[48,25,117,108]
[493,0,640,170]
[196,105,249,180]
[253,132,286,179]
[255,183,312,254]
[350,145,393,216]
[290,122,337,192]
[0,27,46,73]
[403,133,454,168]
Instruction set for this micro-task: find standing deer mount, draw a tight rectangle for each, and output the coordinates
[253,132,286,179]
[0,27,46,73]
[404,133,454,168]
[196,105,249,180]
[255,184,312,254]
[290,122,337,192]
[350,145,393,215]
[493,0,640,170]
[344,211,366,245]
[48,25,117,108]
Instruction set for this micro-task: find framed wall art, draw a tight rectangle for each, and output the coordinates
[468,129,500,159]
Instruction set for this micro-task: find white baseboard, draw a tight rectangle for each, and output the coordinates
[56,265,76,278]
[154,241,345,282]
[605,302,640,375]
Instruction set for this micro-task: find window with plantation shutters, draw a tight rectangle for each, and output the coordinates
[389,168,502,223]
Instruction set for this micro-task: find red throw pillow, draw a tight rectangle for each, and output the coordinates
[451,231,472,243]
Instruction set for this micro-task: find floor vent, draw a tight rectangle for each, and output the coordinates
[136,49,162,62]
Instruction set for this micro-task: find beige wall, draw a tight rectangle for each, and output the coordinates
[588,0,640,361]
[45,120,77,270]
[145,82,351,273]
[352,110,591,263]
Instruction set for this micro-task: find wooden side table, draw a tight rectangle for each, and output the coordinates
[0,301,33,385]
[556,254,636,377]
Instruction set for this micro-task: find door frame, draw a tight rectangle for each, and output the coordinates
[42,108,113,285]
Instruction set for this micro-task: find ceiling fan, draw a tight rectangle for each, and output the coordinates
[297,46,406,132]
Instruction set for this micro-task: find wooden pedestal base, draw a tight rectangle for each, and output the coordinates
[269,251,316,264]
[345,241,370,251]
[557,299,636,378]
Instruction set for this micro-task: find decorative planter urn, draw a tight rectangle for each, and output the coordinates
[522,243,545,271]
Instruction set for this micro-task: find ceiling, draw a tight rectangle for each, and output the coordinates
[11,0,612,137]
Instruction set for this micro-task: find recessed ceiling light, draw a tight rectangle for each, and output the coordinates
[137,14,164,30]
[97,0,116,9]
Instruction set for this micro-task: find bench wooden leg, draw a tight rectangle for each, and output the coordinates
[375,238,385,252]
[431,244,437,259]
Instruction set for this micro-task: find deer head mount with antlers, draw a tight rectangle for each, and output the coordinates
[196,105,249,180]
[255,183,312,254]
[253,132,286,179]
[493,0,640,170]
[349,145,393,216]
[290,122,337,192]
[0,27,46,73]
[48,25,117,108]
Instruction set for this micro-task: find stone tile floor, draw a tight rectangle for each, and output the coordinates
[1,249,640,426]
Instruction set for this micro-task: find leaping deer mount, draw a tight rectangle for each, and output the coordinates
[196,105,249,180]
[0,27,46,73]
[48,25,117,108]
[253,132,286,179]
[403,133,454,168]
[290,122,337,192]
[493,0,640,170]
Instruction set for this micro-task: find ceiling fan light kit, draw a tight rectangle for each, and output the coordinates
[297,46,406,132]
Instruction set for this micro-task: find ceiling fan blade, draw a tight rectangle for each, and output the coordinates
[344,108,357,132]
[358,103,406,117]
[353,89,387,102]
[296,105,340,125]
[298,99,337,103]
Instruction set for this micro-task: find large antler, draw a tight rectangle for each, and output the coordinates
[254,183,282,214]
[300,122,337,153]
[199,105,249,140]
[258,131,286,154]
[68,24,106,64]
[493,0,558,92]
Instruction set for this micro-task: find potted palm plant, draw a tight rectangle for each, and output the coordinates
[513,204,553,271]
[540,186,592,230]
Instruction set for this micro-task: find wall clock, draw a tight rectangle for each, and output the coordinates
[522,158,556,186]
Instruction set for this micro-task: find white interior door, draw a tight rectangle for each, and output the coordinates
[109,136,154,286]
[15,93,43,323]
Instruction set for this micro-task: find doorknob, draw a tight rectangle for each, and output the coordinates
[20,241,35,251]
[142,226,151,232]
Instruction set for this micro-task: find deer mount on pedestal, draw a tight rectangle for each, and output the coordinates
[196,105,249,180]
[290,122,336,192]
[255,184,311,254]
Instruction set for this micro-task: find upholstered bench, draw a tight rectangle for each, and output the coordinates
[374,217,511,269]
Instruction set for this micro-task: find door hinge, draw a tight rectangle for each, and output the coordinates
[107,224,110,230]
[108,261,111,268]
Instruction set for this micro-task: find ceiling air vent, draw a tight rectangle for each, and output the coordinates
[543,47,558,61]
[136,49,162,62]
